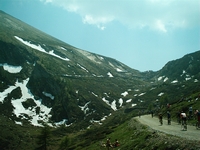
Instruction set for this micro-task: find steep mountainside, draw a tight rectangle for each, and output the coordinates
[0,10,148,128]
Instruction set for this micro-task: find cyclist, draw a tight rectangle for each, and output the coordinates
[177,111,181,124]
[180,111,187,130]
[159,113,163,125]
[194,110,200,129]
[188,106,193,119]
[167,111,171,125]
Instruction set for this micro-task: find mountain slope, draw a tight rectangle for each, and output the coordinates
[0,10,147,128]
[131,50,200,112]
[0,10,200,129]
[1,10,200,150]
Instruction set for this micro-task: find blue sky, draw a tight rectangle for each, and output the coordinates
[1,0,199,71]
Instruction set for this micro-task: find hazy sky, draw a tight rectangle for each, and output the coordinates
[1,0,200,71]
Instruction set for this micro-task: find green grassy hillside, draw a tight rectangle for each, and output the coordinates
[1,91,200,150]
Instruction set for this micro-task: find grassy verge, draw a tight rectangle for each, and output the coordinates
[80,117,200,150]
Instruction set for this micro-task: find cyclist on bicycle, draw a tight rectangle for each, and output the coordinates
[167,111,171,125]
[188,106,193,120]
[194,110,200,129]
[159,113,163,125]
[180,111,187,130]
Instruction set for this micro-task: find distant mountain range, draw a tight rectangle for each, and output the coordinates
[0,10,199,129]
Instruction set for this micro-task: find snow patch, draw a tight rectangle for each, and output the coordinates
[158,76,168,82]
[171,80,178,83]
[181,70,186,76]
[14,36,46,52]
[14,36,70,61]
[15,121,23,126]
[185,77,191,81]
[138,93,145,96]
[121,91,128,97]
[0,85,16,102]
[101,115,108,121]
[42,92,54,100]
[55,119,68,126]
[107,72,113,77]
[0,63,22,73]
[158,76,164,81]
[102,97,117,111]
[91,92,98,97]
[1,78,53,126]
[79,101,90,114]
[116,68,125,72]
[164,77,168,82]
[126,99,132,103]
[150,87,156,90]
[102,97,110,105]
[98,56,104,60]
[48,50,70,61]
[118,98,123,107]
[60,47,67,50]
[111,100,117,111]
[132,104,137,107]
[77,63,89,72]
[108,62,114,68]
[158,92,164,96]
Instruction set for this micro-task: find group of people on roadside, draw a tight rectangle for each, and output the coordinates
[106,138,120,149]
[100,138,120,149]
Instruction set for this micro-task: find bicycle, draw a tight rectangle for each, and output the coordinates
[159,118,163,125]
[181,119,187,131]
[196,121,200,129]
[167,118,171,125]
[159,113,163,126]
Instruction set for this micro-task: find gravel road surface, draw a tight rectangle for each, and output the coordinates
[136,115,200,141]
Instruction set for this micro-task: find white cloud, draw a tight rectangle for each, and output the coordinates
[82,15,110,30]
[40,0,200,32]
[155,20,167,33]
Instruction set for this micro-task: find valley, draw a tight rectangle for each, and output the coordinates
[0,10,200,149]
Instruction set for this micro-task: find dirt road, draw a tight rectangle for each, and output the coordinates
[136,115,200,141]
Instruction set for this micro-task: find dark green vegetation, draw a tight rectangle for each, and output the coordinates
[1,95,200,150]
[0,10,145,127]
[0,10,200,149]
